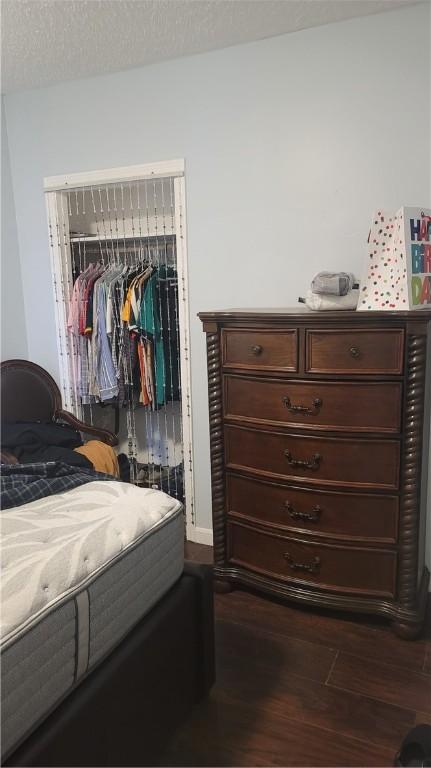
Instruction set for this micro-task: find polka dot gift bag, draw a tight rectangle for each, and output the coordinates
[358,207,431,311]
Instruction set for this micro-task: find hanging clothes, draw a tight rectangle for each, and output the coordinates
[67,263,98,405]
[91,269,120,402]
[67,255,179,411]
[137,338,150,406]
[139,272,165,407]
[156,266,180,402]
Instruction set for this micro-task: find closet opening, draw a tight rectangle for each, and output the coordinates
[44,161,195,537]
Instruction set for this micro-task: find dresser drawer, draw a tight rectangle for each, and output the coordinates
[225,425,400,490]
[224,375,402,433]
[226,474,398,543]
[228,521,397,598]
[306,328,404,375]
[222,328,297,372]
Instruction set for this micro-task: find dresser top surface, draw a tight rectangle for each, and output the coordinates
[198,307,431,324]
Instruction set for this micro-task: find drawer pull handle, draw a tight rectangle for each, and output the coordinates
[283,552,321,574]
[285,502,322,522]
[251,345,263,356]
[283,396,322,415]
[350,346,361,359]
[284,450,321,471]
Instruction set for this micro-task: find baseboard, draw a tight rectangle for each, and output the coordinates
[187,526,213,546]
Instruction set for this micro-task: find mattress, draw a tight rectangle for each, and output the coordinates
[1,480,184,760]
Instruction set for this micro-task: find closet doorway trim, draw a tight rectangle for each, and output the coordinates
[44,159,197,540]
[44,159,185,191]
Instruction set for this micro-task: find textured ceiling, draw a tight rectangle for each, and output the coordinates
[1,0,414,93]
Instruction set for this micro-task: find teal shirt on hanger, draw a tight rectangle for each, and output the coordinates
[139,274,165,406]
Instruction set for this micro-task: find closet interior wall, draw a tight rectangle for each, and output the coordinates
[45,172,193,519]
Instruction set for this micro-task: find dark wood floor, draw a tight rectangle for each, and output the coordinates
[161,542,431,767]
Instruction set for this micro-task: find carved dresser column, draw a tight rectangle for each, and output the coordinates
[202,322,231,591]
[394,327,429,637]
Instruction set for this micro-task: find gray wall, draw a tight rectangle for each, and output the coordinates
[1,101,28,360]
[3,4,430,548]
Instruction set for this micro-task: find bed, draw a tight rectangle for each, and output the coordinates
[0,361,215,767]
[1,479,214,766]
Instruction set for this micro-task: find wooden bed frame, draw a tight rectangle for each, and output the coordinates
[5,562,215,767]
[0,359,119,446]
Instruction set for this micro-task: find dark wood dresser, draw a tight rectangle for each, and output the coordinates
[199,309,431,637]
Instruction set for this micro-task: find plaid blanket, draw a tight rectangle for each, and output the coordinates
[1,461,114,510]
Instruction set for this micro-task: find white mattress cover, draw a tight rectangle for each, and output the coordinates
[1,480,183,649]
